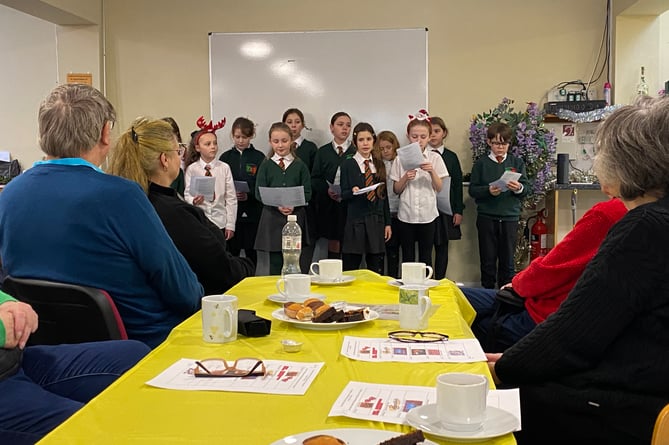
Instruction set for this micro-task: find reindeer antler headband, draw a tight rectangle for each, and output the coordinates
[193,116,226,145]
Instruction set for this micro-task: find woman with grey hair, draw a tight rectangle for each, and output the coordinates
[486,95,669,444]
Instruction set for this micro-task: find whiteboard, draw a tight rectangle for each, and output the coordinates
[209,29,427,154]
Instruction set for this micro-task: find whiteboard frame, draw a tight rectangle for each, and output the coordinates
[209,29,428,156]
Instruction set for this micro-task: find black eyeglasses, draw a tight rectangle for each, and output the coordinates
[490,141,509,147]
[193,358,266,378]
[388,330,449,343]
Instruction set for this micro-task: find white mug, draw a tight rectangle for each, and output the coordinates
[310,259,343,282]
[436,373,489,432]
[402,262,433,284]
[398,285,431,330]
[201,295,238,343]
[276,273,311,300]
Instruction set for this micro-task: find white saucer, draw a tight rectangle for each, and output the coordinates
[406,404,519,442]
[267,293,326,304]
[311,274,356,286]
[387,279,441,288]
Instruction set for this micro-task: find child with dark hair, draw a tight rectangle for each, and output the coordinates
[311,112,354,259]
[340,122,391,274]
[469,122,529,289]
[219,117,265,266]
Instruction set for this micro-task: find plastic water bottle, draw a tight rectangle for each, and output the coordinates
[281,214,302,276]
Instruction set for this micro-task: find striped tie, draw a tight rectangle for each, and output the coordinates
[204,165,212,176]
[337,145,343,156]
[496,156,504,164]
[364,160,376,202]
[278,158,285,171]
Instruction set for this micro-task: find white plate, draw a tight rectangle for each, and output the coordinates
[267,293,326,304]
[311,275,356,286]
[270,428,439,445]
[387,279,441,288]
[271,308,378,330]
[406,404,519,443]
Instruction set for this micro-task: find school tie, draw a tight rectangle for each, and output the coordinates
[363,160,376,202]
[496,156,504,164]
[337,145,343,156]
[290,142,298,152]
[204,165,212,176]
[278,158,286,171]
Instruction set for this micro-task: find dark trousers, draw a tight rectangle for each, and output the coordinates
[385,217,401,278]
[476,215,518,289]
[398,220,436,267]
[227,221,258,266]
[0,341,149,445]
[461,287,536,352]
[343,253,385,275]
[433,238,449,280]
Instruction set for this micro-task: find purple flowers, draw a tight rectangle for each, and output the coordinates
[470,98,557,196]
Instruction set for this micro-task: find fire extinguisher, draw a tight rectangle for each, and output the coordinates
[530,209,548,260]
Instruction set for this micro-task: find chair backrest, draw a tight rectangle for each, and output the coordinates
[653,403,669,445]
[2,276,127,345]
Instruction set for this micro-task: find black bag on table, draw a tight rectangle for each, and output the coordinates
[0,160,21,181]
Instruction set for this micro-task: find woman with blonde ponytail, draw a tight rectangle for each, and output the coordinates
[108,118,255,295]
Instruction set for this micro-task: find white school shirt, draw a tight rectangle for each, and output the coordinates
[271,152,295,169]
[184,158,238,231]
[389,149,448,224]
[383,159,400,214]
[353,152,376,173]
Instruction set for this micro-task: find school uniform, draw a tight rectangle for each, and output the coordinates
[469,152,529,288]
[184,158,237,232]
[340,153,391,274]
[294,136,319,272]
[219,144,265,264]
[389,149,448,266]
[311,141,356,243]
[431,144,464,279]
[383,158,401,278]
[254,154,312,274]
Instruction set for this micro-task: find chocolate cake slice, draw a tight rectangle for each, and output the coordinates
[377,430,425,445]
[312,306,337,323]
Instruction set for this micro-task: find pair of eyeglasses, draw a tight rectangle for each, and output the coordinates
[193,358,266,378]
[167,144,187,157]
[490,141,509,147]
[388,330,449,343]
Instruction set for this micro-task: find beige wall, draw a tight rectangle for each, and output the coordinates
[101,0,608,283]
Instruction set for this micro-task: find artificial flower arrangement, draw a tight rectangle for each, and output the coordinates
[469,98,558,203]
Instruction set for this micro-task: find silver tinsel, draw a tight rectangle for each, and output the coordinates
[555,105,623,123]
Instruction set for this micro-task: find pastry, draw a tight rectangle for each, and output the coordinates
[376,429,425,445]
[312,304,337,323]
[342,308,366,322]
[302,435,346,445]
[283,302,302,319]
[296,306,314,321]
[304,298,325,310]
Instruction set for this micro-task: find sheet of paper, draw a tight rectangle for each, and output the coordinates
[258,186,306,207]
[353,182,383,195]
[329,381,521,429]
[327,180,341,196]
[340,336,486,363]
[233,180,250,193]
[146,358,324,395]
[0,151,10,162]
[396,142,424,170]
[436,176,453,214]
[189,176,216,201]
[489,171,522,192]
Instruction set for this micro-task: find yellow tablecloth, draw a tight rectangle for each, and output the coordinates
[38,270,516,445]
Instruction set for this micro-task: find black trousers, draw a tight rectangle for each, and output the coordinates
[398,219,436,267]
[342,253,385,275]
[476,215,518,289]
[385,217,401,278]
[227,221,258,266]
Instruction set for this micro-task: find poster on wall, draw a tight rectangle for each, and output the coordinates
[66,73,92,86]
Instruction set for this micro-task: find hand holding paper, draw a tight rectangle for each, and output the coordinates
[489,171,522,192]
[353,182,382,195]
[397,142,424,171]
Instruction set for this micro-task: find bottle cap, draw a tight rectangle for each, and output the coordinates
[287,215,297,222]
[604,82,611,88]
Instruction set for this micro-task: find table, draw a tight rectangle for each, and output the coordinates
[38,270,516,445]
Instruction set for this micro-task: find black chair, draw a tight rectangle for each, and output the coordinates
[2,276,127,345]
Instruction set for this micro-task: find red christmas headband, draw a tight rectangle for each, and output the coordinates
[194,116,226,145]
[408,109,431,122]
